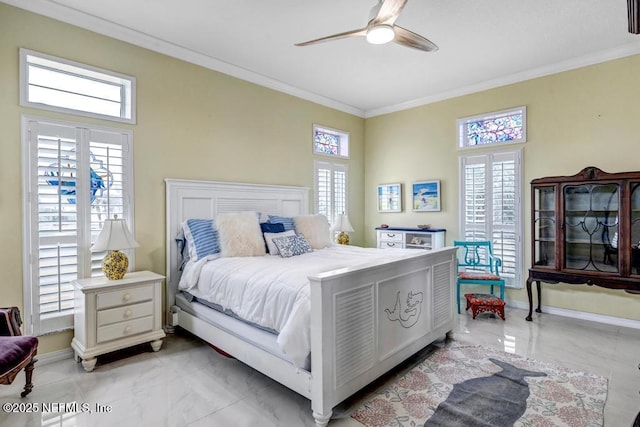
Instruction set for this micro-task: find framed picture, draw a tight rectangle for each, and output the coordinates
[377,183,402,212]
[412,180,441,212]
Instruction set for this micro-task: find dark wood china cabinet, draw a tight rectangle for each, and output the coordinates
[527,167,640,321]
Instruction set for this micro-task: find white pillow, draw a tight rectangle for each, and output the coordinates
[216,212,266,257]
[264,229,296,255]
[294,214,331,249]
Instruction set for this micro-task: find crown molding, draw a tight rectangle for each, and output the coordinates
[4,0,640,120]
[365,41,640,118]
[2,0,365,118]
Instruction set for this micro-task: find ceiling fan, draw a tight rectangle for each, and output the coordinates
[295,0,438,52]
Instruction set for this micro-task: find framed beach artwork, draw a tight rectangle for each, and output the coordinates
[413,180,441,212]
[377,183,402,213]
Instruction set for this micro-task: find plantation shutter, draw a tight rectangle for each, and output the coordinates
[333,165,347,221]
[459,150,522,287]
[23,117,133,335]
[314,160,348,226]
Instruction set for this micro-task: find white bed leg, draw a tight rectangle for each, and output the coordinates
[312,410,332,427]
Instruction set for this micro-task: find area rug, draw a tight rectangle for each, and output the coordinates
[351,341,607,427]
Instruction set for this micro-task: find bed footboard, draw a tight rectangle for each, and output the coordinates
[308,247,457,425]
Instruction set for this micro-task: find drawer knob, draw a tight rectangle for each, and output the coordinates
[387,233,396,237]
[124,325,132,334]
[387,242,396,247]
[124,309,132,318]
[123,293,131,302]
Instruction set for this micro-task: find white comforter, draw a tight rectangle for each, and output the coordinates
[179,245,419,367]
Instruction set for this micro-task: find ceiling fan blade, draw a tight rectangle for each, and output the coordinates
[371,0,408,26]
[295,28,367,46]
[393,25,438,52]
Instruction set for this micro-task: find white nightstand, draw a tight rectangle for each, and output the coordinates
[71,270,166,372]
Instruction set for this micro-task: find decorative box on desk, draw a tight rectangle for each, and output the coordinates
[376,227,445,250]
[71,270,166,372]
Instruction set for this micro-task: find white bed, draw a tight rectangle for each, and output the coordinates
[165,178,457,426]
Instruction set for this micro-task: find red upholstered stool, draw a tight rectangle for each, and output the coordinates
[464,293,505,320]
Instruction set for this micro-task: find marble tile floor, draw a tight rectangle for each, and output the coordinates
[1,307,639,427]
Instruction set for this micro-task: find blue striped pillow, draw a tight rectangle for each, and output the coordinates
[182,219,220,261]
[267,215,295,231]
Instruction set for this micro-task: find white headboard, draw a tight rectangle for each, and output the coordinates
[164,178,309,319]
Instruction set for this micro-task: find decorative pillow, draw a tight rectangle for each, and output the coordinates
[216,212,266,257]
[267,215,295,231]
[260,222,285,252]
[181,219,220,261]
[293,214,331,249]
[260,222,285,234]
[272,234,313,258]
[264,230,296,255]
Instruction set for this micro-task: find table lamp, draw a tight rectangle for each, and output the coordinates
[91,215,139,280]
[334,213,354,245]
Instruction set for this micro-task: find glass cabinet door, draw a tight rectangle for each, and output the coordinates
[563,183,619,273]
[631,183,640,276]
[533,186,556,268]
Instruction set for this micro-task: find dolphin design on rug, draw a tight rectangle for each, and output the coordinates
[424,358,547,427]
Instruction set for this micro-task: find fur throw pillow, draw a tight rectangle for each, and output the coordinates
[216,212,266,257]
[294,214,331,249]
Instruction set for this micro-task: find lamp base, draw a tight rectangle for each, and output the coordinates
[102,250,129,280]
[336,231,350,245]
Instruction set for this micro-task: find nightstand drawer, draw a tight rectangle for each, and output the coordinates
[96,285,153,310]
[378,232,403,242]
[96,316,153,343]
[97,301,153,327]
[379,241,403,249]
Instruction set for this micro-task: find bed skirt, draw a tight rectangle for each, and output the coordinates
[175,292,311,371]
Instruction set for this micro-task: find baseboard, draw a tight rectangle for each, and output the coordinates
[36,347,74,366]
[507,299,640,330]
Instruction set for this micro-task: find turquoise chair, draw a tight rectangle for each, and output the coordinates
[454,240,505,314]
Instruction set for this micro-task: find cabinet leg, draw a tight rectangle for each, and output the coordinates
[150,339,163,352]
[81,357,97,372]
[526,277,533,321]
[535,280,542,314]
[73,352,80,363]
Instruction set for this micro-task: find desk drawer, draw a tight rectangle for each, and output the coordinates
[379,241,403,249]
[97,285,153,310]
[378,232,403,242]
[97,301,153,327]
[96,316,153,343]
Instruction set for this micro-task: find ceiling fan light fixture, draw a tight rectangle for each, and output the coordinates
[366,24,395,44]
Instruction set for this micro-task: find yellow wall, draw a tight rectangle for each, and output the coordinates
[2,3,639,355]
[0,4,365,353]
[365,55,640,321]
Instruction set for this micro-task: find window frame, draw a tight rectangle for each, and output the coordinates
[457,106,526,150]
[21,115,135,336]
[312,124,350,159]
[19,48,136,124]
[458,148,523,288]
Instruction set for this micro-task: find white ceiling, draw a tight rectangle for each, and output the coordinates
[5,0,640,117]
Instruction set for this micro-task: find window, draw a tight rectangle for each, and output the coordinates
[20,49,136,123]
[457,107,526,149]
[313,125,349,158]
[314,160,347,226]
[459,149,523,287]
[22,116,134,335]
